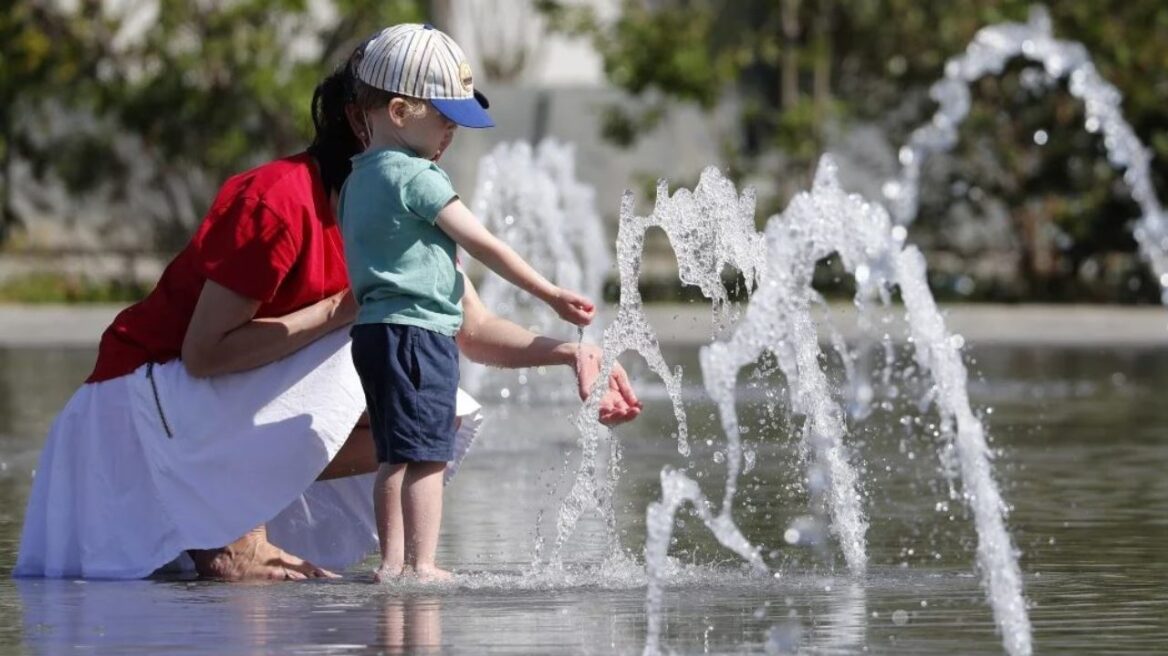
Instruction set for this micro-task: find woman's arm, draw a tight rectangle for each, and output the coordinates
[457,275,642,425]
[181,280,356,378]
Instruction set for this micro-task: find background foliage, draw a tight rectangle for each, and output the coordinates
[1,0,424,249]
[4,1,1167,301]
[538,0,1168,302]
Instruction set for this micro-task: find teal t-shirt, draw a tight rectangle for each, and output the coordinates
[338,147,464,335]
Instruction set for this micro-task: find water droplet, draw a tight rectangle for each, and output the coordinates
[854,264,871,285]
[1033,129,1049,145]
[954,275,975,296]
[892,609,909,626]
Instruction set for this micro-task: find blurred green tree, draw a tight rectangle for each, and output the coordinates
[537,0,1168,302]
[1,0,425,249]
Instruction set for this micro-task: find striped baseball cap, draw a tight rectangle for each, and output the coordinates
[354,24,494,129]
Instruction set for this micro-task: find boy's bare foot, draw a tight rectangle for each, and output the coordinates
[411,565,453,583]
[191,532,338,581]
[372,563,406,583]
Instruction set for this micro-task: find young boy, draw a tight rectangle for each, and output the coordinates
[339,24,595,582]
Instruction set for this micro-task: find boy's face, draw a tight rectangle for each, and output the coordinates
[399,103,456,161]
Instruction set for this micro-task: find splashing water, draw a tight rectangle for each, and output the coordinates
[639,158,1031,656]
[883,5,1168,303]
[471,10,1159,654]
[464,140,612,400]
[545,168,766,567]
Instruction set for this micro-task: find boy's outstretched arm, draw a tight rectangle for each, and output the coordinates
[435,199,595,326]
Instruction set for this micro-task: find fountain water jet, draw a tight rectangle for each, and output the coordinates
[640,158,1031,656]
[884,5,1168,303]
[545,168,766,566]
[464,140,612,400]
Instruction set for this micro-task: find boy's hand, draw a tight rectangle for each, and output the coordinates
[550,288,596,326]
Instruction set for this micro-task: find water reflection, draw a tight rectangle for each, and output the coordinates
[377,595,442,653]
[15,578,448,654]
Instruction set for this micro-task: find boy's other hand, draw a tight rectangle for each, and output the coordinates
[551,288,596,326]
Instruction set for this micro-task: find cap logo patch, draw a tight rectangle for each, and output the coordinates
[459,61,474,92]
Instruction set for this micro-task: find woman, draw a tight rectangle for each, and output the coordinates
[14,45,641,581]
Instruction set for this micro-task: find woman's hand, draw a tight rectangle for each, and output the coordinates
[574,342,642,425]
[324,289,358,330]
[550,288,596,327]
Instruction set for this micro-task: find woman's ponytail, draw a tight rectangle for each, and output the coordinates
[307,55,362,197]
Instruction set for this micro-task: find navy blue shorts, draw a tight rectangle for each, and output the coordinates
[350,323,460,464]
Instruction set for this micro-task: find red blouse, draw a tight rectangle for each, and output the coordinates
[87,153,349,382]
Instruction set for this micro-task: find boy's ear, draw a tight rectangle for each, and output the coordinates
[387,98,410,128]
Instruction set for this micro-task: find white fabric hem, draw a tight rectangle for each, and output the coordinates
[14,328,484,579]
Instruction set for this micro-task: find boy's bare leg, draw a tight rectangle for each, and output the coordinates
[402,461,451,581]
[373,462,408,582]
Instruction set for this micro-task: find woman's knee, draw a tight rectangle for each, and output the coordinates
[316,422,378,481]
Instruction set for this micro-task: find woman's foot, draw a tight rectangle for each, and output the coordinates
[190,526,339,581]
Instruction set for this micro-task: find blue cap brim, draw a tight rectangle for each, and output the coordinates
[432,96,494,129]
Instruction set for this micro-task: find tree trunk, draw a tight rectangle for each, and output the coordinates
[428,0,453,31]
[781,0,801,110]
[0,108,14,245]
[812,0,832,112]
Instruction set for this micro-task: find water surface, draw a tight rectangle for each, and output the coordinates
[0,343,1165,654]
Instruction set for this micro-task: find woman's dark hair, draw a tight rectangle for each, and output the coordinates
[306,56,362,196]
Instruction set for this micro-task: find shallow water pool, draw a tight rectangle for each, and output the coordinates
[0,342,1165,654]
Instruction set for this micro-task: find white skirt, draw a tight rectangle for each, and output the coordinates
[14,328,483,579]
